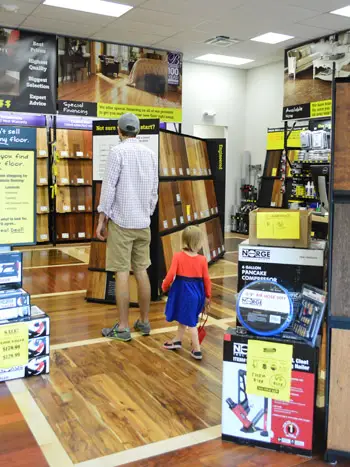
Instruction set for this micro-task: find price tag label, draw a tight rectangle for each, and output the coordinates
[61,178,68,184]
[77,178,84,184]
[218,247,221,254]
[193,169,197,175]
[163,168,169,176]
[39,150,47,156]
[186,168,191,175]
[187,215,192,222]
[78,205,85,211]
[40,234,48,240]
[163,220,168,229]
[171,168,176,176]
[176,194,181,203]
[61,151,69,157]
[179,168,183,175]
[213,250,217,258]
[63,205,70,212]
[208,169,212,175]
[211,208,215,215]
[76,151,84,157]
[0,323,28,369]
[194,212,198,220]
[200,211,204,218]
[180,216,184,224]
[203,169,208,175]
[172,218,177,227]
[62,233,69,239]
[78,232,86,238]
[215,207,219,214]
[40,178,47,184]
[40,206,48,212]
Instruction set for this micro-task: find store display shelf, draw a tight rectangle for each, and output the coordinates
[56,183,92,187]
[86,297,139,307]
[55,238,91,244]
[159,213,220,237]
[292,174,313,180]
[299,160,330,165]
[159,175,212,182]
[289,196,319,201]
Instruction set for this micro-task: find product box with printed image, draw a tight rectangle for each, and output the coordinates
[236,240,326,332]
[0,288,30,323]
[222,330,318,456]
[0,356,50,382]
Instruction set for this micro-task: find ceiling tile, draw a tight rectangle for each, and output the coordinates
[109,18,180,36]
[0,12,27,27]
[153,30,214,49]
[0,0,39,15]
[91,29,164,46]
[21,16,100,36]
[275,22,336,39]
[141,0,245,19]
[286,0,350,14]
[122,7,204,28]
[30,4,117,26]
[300,13,350,30]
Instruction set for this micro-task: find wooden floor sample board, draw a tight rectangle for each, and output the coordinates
[36,186,49,214]
[36,214,49,243]
[264,150,281,177]
[330,203,350,318]
[327,328,350,451]
[86,270,138,302]
[334,82,350,191]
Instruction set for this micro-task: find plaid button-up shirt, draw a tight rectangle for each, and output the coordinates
[98,138,158,229]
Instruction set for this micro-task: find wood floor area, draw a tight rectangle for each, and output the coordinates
[58,74,182,108]
[1,235,344,467]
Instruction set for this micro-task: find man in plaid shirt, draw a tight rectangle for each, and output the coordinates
[97,113,158,342]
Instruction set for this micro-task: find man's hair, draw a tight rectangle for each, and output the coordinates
[119,128,137,138]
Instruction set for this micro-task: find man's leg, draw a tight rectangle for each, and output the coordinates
[116,271,130,330]
[134,270,150,323]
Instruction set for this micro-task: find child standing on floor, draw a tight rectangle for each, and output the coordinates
[162,226,211,360]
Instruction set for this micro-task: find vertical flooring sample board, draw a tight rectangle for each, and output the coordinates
[334,82,350,191]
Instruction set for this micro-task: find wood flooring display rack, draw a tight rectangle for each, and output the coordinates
[325,77,350,463]
[50,116,93,244]
[86,123,226,306]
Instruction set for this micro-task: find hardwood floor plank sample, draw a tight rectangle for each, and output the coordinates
[36,127,48,158]
[197,140,210,175]
[192,180,208,220]
[94,182,102,211]
[161,182,177,228]
[161,234,173,271]
[334,82,350,191]
[89,241,107,270]
[179,180,195,223]
[56,187,73,213]
[87,270,138,302]
[170,133,187,176]
[159,132,169,176]
[171,181,184,226]
[56,213,92,241]
[36,186,49,214]
[36,214,49,243]
[271,179,283,207]
[159,182,170,231]
[185,137,200,176]
[37,159,48,186]
[55,129,70,157]
[205,180,218,215]
[57,160,70,185]
[330,203,350,317]
[287,149,298,177]
[327,329,350,451]
[264,150,281,177]
[83,130,93,159]
[69,130,85,158]
[76,186,92,212]
[199,223,210,261]
[170,230,182,258]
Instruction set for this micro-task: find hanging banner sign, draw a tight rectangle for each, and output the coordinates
[0,28,56,114]
[0,322,28,369]
[0,113,46,127]
[93,119,159,181]
[55,116,94,131]
[57,37,182,122]
[247,339,293,402]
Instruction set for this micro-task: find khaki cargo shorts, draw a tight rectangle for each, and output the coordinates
[106,221,151,273]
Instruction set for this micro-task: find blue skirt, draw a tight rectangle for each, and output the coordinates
[165,276,205,328]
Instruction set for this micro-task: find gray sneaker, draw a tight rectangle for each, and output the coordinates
[102,323,131,342]
[134,319,151,336]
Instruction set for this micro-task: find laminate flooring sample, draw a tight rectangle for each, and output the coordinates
[89,241,107,270]
[171,181,184,226]
[192,180,209,219]
[271,179,283,207]
[56,187,92,213]
[36,128,48,158]
[37,159,48,186]
[264,150,281,177]
[205,180,218,215]
[330,203,350,318]
[56,213,92,241]
[160,182,177,229]
[160,132,177,177]
[36,187,49,214]
[87,271,138,302]
[185,137,200,176]
[179,180,195,223]
[94,182,102,210]
[36,214,49,243]
[334,82,350,191]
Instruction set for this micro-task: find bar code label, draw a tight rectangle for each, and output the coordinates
[163,168,168,176]
[179,168,183,175]
[180,216,184,224]
[40,206,48,212]
[77,178,84,184]
[186,168,191,175]
[78,232,86,238]
[176,194,181,202]
[61,178,68,184]
[194,212,198,220]
[172,218,177,227]
[61,151,69,157]
[40,178,47,184]
[171,168,176,176]
[40,234,48,240]
[78,205,85,211]
[76,152,84,157]
[163,220,168,229]
[39,150,47,156]
[62,233,69,239]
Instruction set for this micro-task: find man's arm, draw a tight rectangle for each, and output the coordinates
[150,155,159,215]
[96,146,121,240]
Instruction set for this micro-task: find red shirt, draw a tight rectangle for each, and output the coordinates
[162,251,211,298]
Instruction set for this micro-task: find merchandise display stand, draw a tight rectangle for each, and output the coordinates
[325,77,350,462]
[86,124,226,305]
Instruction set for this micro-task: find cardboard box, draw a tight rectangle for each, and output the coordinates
[0,288,30,322]
[222,330,317,456]
[0,356,50,382]
[249,209,311,249]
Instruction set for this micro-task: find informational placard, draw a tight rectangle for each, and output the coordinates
[0,322,28,369]
[57,37,182,122]
[93,119,159,181]
[0,251,22,287]
[266,128,302,150]
[247,340,293,402]
[257,211,300,240]
[0,28,56,114]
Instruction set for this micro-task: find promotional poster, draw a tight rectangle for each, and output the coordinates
[222,332,317,456]
[283,29,350,120]
[57,37,182,122]
[0,28,56,114]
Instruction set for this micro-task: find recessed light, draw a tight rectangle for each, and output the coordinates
[195,54,254,65]
[251,32,294,44]
[43,0,133,17]
[330,5,350,17]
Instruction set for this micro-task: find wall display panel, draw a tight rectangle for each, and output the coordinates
[57,37,182,123]
[36,187,49,214]
[330,203,350,318]
[334,82,350,191]
[36,214,49,243]
[327,329,350,451]
[37,159,48,186]
[55,213,92,241]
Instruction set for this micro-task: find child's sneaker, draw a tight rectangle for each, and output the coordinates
[134,319,151,336]
[191,350,202,360]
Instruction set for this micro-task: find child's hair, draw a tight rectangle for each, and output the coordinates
[182,226,203,253]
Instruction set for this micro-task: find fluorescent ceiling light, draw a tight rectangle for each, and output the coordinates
[43,0,133,17]
[251,32,294,44]
[195,54,254,65]
[330,5,350,17]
